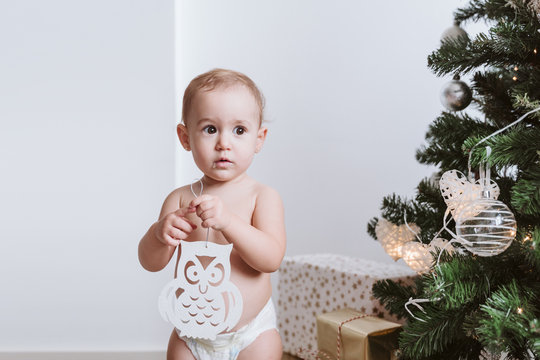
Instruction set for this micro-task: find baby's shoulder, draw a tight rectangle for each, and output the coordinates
[250,181,282,205]
[162,185,193,209]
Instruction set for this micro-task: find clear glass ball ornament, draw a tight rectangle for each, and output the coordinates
[455,197,516,257]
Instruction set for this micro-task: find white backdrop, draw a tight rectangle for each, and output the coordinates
[1,0,481,352]
[0,0,176,351]
[175,1,484,262]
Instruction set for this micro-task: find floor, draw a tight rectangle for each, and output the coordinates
[0,351,302,360]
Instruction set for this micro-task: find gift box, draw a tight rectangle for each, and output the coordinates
[277,254,416,358]
[317,308,401,360]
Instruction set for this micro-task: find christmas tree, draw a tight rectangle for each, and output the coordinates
[367,1,540,359]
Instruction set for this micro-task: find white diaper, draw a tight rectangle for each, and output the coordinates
[178,298,277,360]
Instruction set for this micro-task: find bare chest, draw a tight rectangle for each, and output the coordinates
[180,191,256,245]
[175,189,260,277]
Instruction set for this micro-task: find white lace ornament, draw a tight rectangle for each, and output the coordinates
[157,179,243,339]
[158,241,243,339]
[375,218,420,261]
[439,169,499,218]
[400,241,432,273]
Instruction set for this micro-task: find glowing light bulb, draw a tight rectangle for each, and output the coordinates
[517,307,524,314]
[534,49,538,54]
[514,66,519,71]
[513,76,518,81]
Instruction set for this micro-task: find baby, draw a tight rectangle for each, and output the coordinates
[138,69,286,360]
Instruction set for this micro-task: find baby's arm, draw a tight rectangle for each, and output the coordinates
[191,186,286,273]
[138,190,197,272]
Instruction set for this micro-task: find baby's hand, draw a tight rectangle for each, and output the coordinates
[189,195,231,231]
[154,207,197,247]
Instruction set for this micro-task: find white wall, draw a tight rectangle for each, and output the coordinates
[0,0,483,352]
[0,0,175,351]
[176,1,481,262]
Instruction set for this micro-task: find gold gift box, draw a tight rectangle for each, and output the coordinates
[316,308,401,360]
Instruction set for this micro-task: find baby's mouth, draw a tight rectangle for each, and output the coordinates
[213,158,233,168]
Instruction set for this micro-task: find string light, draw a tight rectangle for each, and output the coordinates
[534,48,538,55]
[513,76,518,81]
[517,307,524,314]
[514,66,519,71]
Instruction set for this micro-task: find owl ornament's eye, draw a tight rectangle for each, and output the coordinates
[208,263,224,286]
[157,240,243,340]
[184,261,200,285]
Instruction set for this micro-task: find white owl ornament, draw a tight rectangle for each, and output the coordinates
[158,240,243,340]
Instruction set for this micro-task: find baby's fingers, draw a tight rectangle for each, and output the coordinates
[201,218,217,229]
[198,207,216,222]
[173,207,196,218]
[189,194,214,209]
[171,216,197,233]
[174,213,197,229]
[167,226,190,241]
[162,234,181,247]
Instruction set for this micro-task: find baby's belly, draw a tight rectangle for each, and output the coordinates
[227,251,272,332]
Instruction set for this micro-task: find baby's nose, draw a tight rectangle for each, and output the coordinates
[216,134,231,150]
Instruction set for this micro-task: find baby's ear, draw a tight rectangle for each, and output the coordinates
[177,124,191,151]
[255,127,268,153]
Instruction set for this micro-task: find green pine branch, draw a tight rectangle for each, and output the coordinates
[477,280,540,358]
[378,194,415,227]
[464,125,540,171]
[522,227,540,270]
[367,216,378,240]
[426,255,493,310]
[399,303,482,359]
[511,68,540,104]
[473,70,516,126]
[414,177,447,234]
[428,21,540,77]
[416,112,496,171]
[513,93,540,116]
[454,0,522,24]
[512,164,540,216]
[372,278,422,319]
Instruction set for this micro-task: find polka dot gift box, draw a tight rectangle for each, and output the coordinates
[277,254,416,359]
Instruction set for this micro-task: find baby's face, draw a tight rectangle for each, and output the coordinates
[181,85,266,182]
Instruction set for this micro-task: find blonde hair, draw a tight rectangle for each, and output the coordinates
[181,68,265,126]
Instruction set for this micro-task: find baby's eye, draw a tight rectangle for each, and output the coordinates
[233,126,246,135]
[203,125,217,134]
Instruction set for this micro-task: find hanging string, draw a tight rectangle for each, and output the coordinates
[467,105,540,181]
[190,178,210,248]
[401,210,432,321]
[403,210,448,321]
[403,210,422,242]
[404,297,431,322]
[404,209,455,267]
